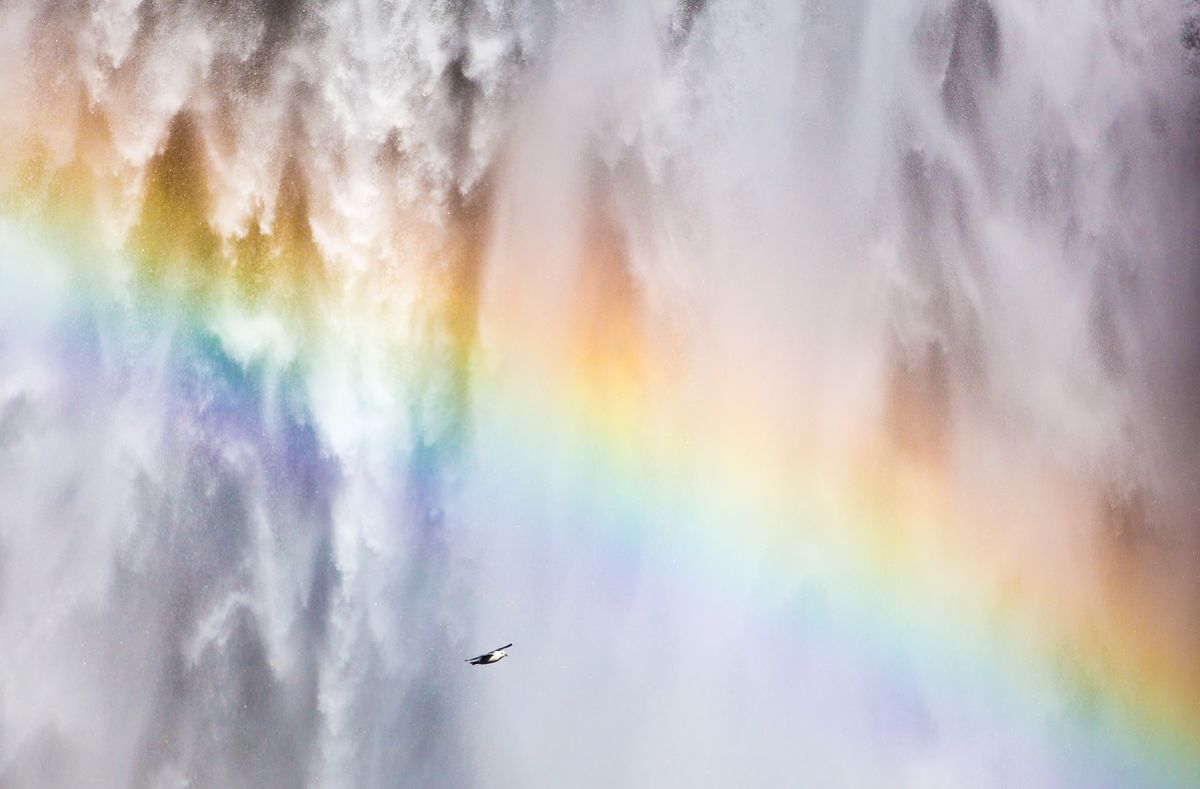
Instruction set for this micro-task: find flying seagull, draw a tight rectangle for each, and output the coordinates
[466,644,512,665]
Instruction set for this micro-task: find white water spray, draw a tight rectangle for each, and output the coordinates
[0,1,1197,786]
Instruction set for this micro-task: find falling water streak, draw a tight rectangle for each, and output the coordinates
[0,1,1198,787]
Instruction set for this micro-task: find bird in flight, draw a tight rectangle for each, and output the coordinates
[466,644,512,665]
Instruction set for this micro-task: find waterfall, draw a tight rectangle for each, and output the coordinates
[1,1,1198,786]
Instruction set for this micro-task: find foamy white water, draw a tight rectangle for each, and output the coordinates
[0,1,1198,786]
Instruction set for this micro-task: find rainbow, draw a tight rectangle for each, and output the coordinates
[2,184,1197,784]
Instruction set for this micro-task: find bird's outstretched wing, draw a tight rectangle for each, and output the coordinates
[495,643,513,652]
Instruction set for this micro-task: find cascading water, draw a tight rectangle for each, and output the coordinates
[1,1,1198,786]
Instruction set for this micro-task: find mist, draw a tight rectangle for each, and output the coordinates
[1,1,1198,786]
